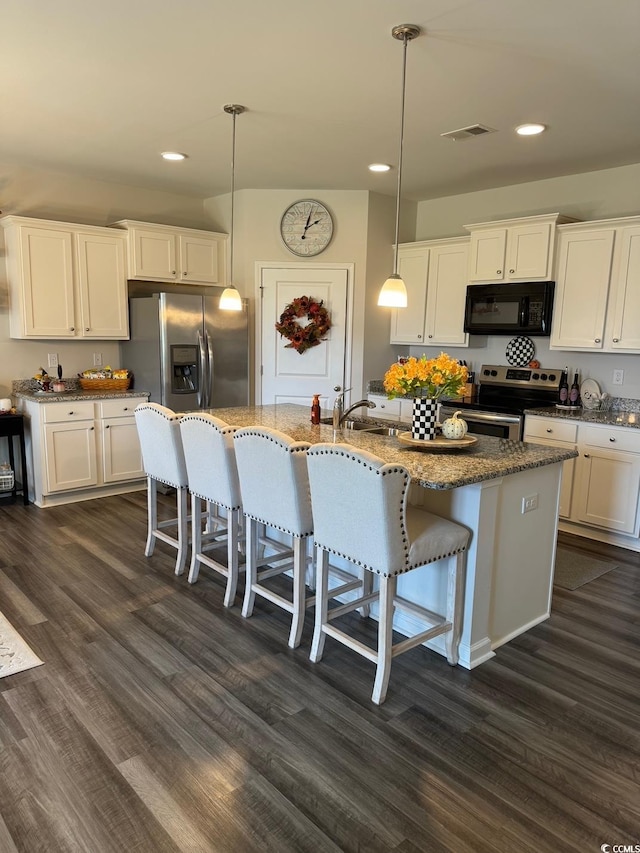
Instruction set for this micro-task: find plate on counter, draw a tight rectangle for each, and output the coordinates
[398,432,478,451]
[505,336,536,366]
[580,378,602,409]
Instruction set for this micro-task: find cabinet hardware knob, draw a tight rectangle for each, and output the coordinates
[85,327,90,332]
[381,404,386,408]
[172,270,176,275]
[183,272,187,276]
[584,453,590,458]
[613,338,619,342]
[509,269,515,274]
[428,334,433,339]
[123,407,128,411]
[546,428,552,433]
[90,426,94,431]
[595,338,601,343]
[68,411,74,415]
[609,437,616,442]
[105,424,110,429]
[70,327,75,332]
[497,270,502,275]
[417,335,422,339]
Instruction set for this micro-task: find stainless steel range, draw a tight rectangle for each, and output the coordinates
[440,364,563,440]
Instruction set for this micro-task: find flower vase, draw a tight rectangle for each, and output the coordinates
[411,397,438,440]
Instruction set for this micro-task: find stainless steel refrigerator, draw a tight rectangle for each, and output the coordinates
[122,292,249,411]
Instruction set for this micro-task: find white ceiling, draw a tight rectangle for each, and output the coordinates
[3,0,640,202]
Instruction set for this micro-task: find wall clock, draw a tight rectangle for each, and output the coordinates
[280,199,334,257]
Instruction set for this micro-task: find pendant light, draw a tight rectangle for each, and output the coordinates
[219,103,246,311]
[377,24,421,308]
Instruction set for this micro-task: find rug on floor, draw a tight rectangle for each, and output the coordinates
[0,612,43,678]
[553,546,617,590]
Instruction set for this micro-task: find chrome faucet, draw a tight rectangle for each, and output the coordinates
[332,388,376,429]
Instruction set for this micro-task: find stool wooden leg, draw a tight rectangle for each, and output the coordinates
[223,508,240,608]
[372,574,396,705]
[175,487,188,576]
[145,477,157,557]
[188,494,202,584]
[310,547,329,663]
[359,567,372,618]
[242,517,258,618]
[445,551,466,666]
[288,536,307,649]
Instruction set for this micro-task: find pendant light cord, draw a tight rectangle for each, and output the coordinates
[392,33,409,277]
[229,109,237,285]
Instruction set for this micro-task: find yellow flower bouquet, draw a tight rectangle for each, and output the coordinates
[383,353,468,400]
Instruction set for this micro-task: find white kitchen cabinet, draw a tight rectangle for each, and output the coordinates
[550,217,640,352]
[42,400,97,493]
[367,394,413,423]
[20,395,147,507]
[390,237,469,347]
[574,424,640,535]
[98,399,144,483]
[523,416,577,519]
[465,213,572,283]
[111,220,227,284]
[1,216,128,340]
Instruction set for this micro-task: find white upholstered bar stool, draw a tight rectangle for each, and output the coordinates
[179,412,243,605]
[233,426,316,648]
[306,443,470,705]
[134,402,189,576]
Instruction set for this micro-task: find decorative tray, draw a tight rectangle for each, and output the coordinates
[398,432,478,451]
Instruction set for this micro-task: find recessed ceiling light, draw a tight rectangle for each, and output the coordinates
[515,124,546,136]
[161,151,188,161]
[369,163,392,172]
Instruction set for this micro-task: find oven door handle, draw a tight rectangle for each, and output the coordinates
[446,411,522,425]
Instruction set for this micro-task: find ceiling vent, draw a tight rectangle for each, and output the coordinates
[440,124,496,142]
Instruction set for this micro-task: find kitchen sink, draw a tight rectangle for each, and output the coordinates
[319,417,400,436]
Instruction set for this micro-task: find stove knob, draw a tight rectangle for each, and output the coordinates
[483,369,490,376]
[540,373,548,380]
[548,373,556,381]
[490,369,498,376]
[532,372,540,380]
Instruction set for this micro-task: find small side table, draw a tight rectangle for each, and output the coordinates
[0,414,29,505]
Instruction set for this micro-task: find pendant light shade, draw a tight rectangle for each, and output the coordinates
[220,103,246,311]
[377,24,421,309]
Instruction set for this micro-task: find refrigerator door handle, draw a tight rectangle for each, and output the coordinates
[197,330,206,409]
[206,330,214,409]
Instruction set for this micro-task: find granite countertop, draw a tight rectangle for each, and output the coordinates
[525,406,640,429]
[199,403,576,491]
[15,389,150,403]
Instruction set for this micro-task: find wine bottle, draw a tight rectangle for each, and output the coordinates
[558,370,569,406]
[569,373,580,407]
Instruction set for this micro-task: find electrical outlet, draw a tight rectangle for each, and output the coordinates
[93,352,103,367]
[522,494,539,514]
[47,353,58,368]
[612,369,624,385]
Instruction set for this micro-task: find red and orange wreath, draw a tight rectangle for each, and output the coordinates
[275,295,331,354]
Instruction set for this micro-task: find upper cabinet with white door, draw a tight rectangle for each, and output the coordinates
[110,220,227,285]
[390,237,469,347]
[550,216,640,352]
[1,216,128,340]
[465,213,575,283]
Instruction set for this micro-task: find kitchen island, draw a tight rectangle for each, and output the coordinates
[204,404,577,669]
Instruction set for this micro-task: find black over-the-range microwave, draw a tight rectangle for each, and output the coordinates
[463,281,555,336]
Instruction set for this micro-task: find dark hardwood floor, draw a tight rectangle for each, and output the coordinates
[0,492,639,852]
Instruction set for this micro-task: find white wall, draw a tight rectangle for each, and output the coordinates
[0,163,214,397]
[409,162,640,400]
[203,188,415,398]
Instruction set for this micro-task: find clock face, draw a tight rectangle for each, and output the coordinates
[280,199,334,257]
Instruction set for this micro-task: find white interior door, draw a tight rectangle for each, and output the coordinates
[260,266,349,414]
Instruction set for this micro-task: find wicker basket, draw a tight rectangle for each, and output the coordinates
[79,378,131,391]
[0,469,15,492]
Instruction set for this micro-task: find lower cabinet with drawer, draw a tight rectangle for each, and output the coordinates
[524,414,640,547]
[574,424,640,535]
[20,395,147,506]
[523,416,577,519]
[367,394,413,423]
